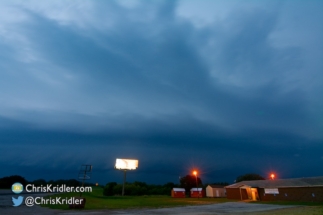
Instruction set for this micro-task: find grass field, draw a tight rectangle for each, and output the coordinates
[41,186,234,210]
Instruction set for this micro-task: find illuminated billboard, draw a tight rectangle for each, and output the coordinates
[115,159,138,170]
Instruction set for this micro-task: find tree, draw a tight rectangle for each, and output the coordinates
[236,173,265,183]
[163,182,175,189]
[211,182,229,186]
[180,175,202,194]
[102,181,180,196]
[0,175,27,189]
[103,182,117,196]
[30,179,47,186]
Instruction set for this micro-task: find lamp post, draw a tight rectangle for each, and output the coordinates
[193,171,199,198]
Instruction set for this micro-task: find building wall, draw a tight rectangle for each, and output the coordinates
[191,190,206,198]
[226,188,248,200]
[171,190,185,198]
[214,188,226,197]
[206,186,214,197]
[206,187,226,197]
[227,187,323,202]
[241,189,248,200]
[258,187,323,202]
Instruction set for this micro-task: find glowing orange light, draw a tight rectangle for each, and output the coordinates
[193,171,197,176]
[270,173,275,180]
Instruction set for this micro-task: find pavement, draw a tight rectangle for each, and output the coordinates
[0,190,298,215]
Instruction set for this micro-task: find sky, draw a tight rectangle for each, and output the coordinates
[0,0,322,185]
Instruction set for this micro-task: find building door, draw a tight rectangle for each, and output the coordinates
[251,191,256,200]
[251,188,258,201]
[216,190,219,197]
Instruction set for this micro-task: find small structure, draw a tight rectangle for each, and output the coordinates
[171,188,186,198]
[190,188,205,198]
[225,176,323,202]
[206,185,226,197]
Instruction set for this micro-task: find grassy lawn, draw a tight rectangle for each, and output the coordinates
[41,186,234,210]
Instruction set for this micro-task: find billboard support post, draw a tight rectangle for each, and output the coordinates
[122,170,127,196]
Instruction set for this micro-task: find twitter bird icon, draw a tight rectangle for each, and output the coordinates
[12,196,24,207]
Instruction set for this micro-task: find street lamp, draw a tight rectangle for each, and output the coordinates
[193,171,199,198]
[270,173,275,180]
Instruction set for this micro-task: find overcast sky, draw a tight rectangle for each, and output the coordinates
[0,0,322,185]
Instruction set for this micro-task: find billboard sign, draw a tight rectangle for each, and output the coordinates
[115,159,138,170]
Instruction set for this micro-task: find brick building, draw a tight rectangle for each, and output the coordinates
[225,176,323,202]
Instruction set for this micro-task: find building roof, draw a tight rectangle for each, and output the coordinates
[191,188,203,191]
[207,185,225,188]
[225,176,323,189]
[172,188,185,192]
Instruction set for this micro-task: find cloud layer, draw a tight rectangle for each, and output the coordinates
[0,0,322,183]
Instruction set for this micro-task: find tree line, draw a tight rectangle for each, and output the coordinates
[103,175,229,196]
[1,172,265,195]
[102,173,265,196]
[103,181,176,196]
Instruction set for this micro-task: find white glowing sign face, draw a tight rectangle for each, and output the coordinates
[264,188,279,194]
[115,159,138,170]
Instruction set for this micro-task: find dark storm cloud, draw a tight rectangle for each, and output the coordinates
[2,2,316,136]
[0,0,322,183]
